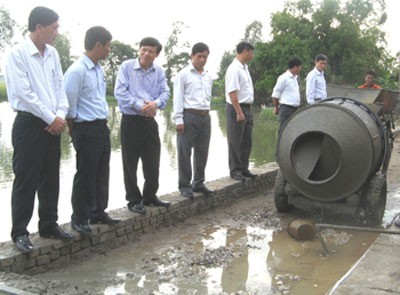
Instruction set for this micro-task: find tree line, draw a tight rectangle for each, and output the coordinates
[1,0,398,105]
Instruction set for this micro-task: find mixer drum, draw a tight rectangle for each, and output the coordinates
[276,98,385,202]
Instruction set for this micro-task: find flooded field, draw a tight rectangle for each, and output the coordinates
[33,192,379,295]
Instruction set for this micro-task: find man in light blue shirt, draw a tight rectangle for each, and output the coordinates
[114,37,170,215]
[306,54,328,104]
[5,6,72,253]
[64,26,119,237]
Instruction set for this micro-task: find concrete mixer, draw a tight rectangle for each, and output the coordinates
[274,85,399,225]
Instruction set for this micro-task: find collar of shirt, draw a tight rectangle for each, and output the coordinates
[132,57,155,72]
[82,54,96,70]
[233,58,247,70]
[27,37,51,59]
[313,67,324,76]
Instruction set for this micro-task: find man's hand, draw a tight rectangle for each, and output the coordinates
[236,111,245,122]
[141,101,157,117]
[273,106,279,115]
[45,116,66,135]
[176,124,184,134]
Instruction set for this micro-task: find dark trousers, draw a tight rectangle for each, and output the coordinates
[121,114,160,204]
[278,104,298,134]
[225,103,254,175]
[177,111,211,191]
[71,120,110,224]
[11,113,61,241]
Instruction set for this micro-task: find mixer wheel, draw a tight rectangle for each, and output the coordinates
[274,170,294,212]
[364,174,387,226]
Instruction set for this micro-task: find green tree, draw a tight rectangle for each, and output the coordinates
[54,33,73,73]
[0,6,15,53]
[163,21,190,90]
[243,20,263,45]
[103,40,137,94]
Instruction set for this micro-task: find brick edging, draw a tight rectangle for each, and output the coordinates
[0,163,279,275]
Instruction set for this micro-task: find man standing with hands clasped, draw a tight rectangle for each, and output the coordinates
[114,37,171,215]
[225,41,257,181]
[64,26,120,237]
[173,42,214,199]
[5,6,73,253]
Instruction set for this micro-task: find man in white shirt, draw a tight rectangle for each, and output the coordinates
[272,58,302,133]
[306,54,328,104]
[173,43,214,199]
[5,6,72,253]
[225,42,257,181]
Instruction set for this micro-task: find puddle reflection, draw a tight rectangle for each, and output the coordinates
[36,220,378,294]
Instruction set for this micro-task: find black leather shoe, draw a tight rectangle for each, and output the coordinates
[242,170,257,179]
[127,203,147,215]
[90,214,120,225]
[395,217,400,228]
[143,197,171,208]
[193,183,214,194]
[231,171,245,181]
[181,190,194,199]
[15,235,33,253]
[40,224,74,240]
[71,222,93,237]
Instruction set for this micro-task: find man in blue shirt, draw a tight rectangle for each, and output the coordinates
[114,37,171,215]
[306,54,328,104]
[64,26,119,237]
[5,6,72,253]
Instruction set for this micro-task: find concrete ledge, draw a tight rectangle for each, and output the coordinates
[0,162,278,275]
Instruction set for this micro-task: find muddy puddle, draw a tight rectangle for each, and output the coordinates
[35,195,379,295]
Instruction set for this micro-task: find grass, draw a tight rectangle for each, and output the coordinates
[0,81,7,100]
[259,107,279,122]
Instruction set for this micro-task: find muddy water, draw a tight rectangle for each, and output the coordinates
[35,193,379,295]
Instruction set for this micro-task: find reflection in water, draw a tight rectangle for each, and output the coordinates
[0,100,278,242]
[36,218,377,294]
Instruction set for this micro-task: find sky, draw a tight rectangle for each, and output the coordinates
[1,0,399,76]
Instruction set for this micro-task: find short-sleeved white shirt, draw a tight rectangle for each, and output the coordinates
[225,58,254,104]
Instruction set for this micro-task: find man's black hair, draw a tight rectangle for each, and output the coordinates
[315,53,328,62]
[192,42,209,55]
[288,57,302,69]
[365,70,377,77]
[139,37,162,54]
[84,26,112,51]
[236,41,254,54]
[28,6,59,32]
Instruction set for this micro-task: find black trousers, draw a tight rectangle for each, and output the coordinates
[177,111,211,192]
[278,104,298,134]
[225,103,254,175]
[11,113,61,241]
[120,114,160,204]
[71,120,110,224]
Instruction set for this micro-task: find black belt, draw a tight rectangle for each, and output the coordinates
[239,103,251,108]
[74,119,107,126]
[184,109,209,116]
[122,114,153,121]
[17,111,35,117]
[280,104,299,110]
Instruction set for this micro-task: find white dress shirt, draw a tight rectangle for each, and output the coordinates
[173,63,213,125]
[271,70,300,106]
[306,67,327,104]
[5,38,68,125]
[225,58,254,104]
